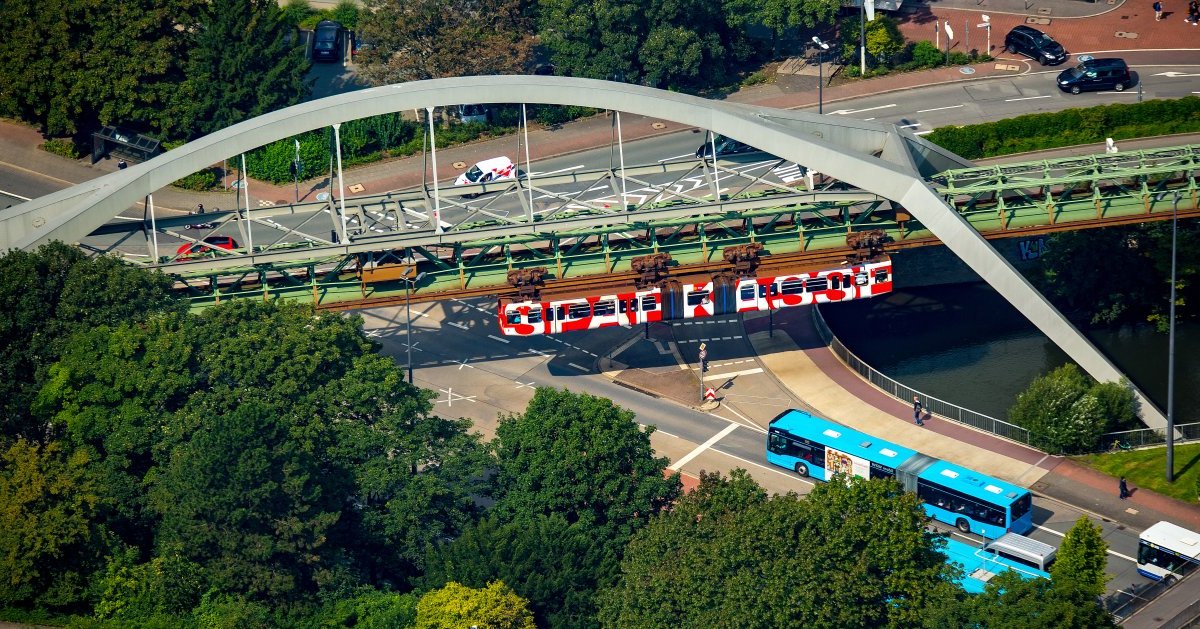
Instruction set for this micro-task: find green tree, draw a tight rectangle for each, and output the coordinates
[599,471,958,628]
[149,393,344,602]
[415,581,536,629]
[490,387,681,542]
[358,0,536,84]
[306,587,419,628]
[538,0,645,83]
[0,0,197,136]
[92,548,206,622]
[1051,516,1110,599]
[172,0,310,139]
[423,515,618,628]
[0,439,103,607]
[0,244,180,441]
[950,570,1117,628]
[723,0,841,57]
[1008,363,1117,453]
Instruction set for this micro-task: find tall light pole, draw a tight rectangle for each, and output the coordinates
[812,37,830,115]
[404,268,428,385]
[1167,192,1179,482]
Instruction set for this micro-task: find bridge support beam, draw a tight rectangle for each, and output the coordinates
[898,184,1168,430]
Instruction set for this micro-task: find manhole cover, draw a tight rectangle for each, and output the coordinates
[652,122,666,129]
[316,192,330,201]
[452,161,466,169]
[1077,54,1095,62]
[959,66,977,74]
[348,183,365,193]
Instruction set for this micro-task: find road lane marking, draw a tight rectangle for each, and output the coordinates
[487,334,511,344]
[448,321,468,330]
[703,367,764,382]
[897,123,921,129]
[1033,523,1135,562]
[914,130,934,136]
[0,161,76,186]
[917,104,965,113]
[567,362,590,372]
[1004,95,1052,102]
[669,423,738,471]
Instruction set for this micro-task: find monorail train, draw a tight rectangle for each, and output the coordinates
[497,258,892,336]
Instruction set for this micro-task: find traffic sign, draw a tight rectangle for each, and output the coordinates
[704,387,717,401]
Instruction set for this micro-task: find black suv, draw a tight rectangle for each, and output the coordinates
[1057,58,1133,94]
[312,20,343,62]
[1003,26,1068,65]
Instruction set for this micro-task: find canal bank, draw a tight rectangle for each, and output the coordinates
[823,282,1199,427]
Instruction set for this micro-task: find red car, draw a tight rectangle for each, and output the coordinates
[176,236,239,258]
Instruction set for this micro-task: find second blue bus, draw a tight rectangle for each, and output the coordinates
[766,409,1034,538]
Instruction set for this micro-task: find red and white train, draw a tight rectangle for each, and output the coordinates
[497,258,892,336]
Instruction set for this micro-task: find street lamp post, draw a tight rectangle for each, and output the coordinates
[404,269,428,385]
[1167,192,1179,482]
[812,37,831,115]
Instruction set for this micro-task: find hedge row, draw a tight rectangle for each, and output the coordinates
[925,96,1200,159]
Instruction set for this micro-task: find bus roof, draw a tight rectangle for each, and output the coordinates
[769,410,918,467]
[918,459,1029,506]
[943,537,1049,593]
[1141,521,1200,559]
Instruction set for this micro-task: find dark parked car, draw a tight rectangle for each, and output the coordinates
[695,135,760,159]
[1003,25,1068,65]
[1057,58,1133,94]
[312,20,343,62]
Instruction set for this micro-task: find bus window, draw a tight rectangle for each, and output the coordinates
[593,300,616,316]
[686,291,710,306]
[779,280,805,295]
[640,295,658,311]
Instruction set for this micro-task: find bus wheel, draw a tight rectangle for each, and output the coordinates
[1164,575,1178,587]
[955,518,971,534]
[794,463,809,478]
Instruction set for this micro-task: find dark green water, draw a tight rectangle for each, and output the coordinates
[824,283,1199,424]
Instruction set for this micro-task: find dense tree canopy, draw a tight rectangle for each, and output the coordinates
[414,581,536,629]
[598,470,961,628]
[357,0,536,84]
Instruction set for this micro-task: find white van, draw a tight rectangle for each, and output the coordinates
[984,532,1057,572]
[455,156,517,186]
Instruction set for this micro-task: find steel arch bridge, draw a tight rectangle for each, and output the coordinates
[0,76,1172,428]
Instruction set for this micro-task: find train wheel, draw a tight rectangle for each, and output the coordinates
[794,463,809,478]
[955,518,971,534]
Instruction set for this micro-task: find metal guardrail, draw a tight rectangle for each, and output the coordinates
[1100,423,1200,451]
[810,306,1032,446]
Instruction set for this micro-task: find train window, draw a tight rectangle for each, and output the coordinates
[527,309,542,324]
[593,300,616,316]
[780,280,805,295]
[686,291,710,307]
[640,296,658,311]
[855,272,869,286]
[830,275,841,290]
[505,311,523,325]
[740,285,756,300]
[874,268,889,282]
[807,277,829,292]
[567,303,591,319]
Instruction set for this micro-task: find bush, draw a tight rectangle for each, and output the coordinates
[280,0,315,27]
[171,168,219,191]
[1007,364,1136,454]
[927,96,1200,159]
[948,51,972,65]
[40,138,81,159]
[911,41,943,68]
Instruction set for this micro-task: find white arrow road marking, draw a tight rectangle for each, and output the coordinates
[1154,71,1200,78]
[828,104,897,115]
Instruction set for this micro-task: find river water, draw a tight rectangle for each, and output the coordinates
[824,283,1200,426]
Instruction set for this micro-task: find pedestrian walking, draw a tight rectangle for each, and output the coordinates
[1154,0,1164,20]
[117,159,128,170]
[913,396,924,426]
[1119,476,1130,500]
[1187,0,1198,24]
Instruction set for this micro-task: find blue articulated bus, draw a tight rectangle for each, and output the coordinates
[766,409,1034,538]
[942,537,1049,593]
